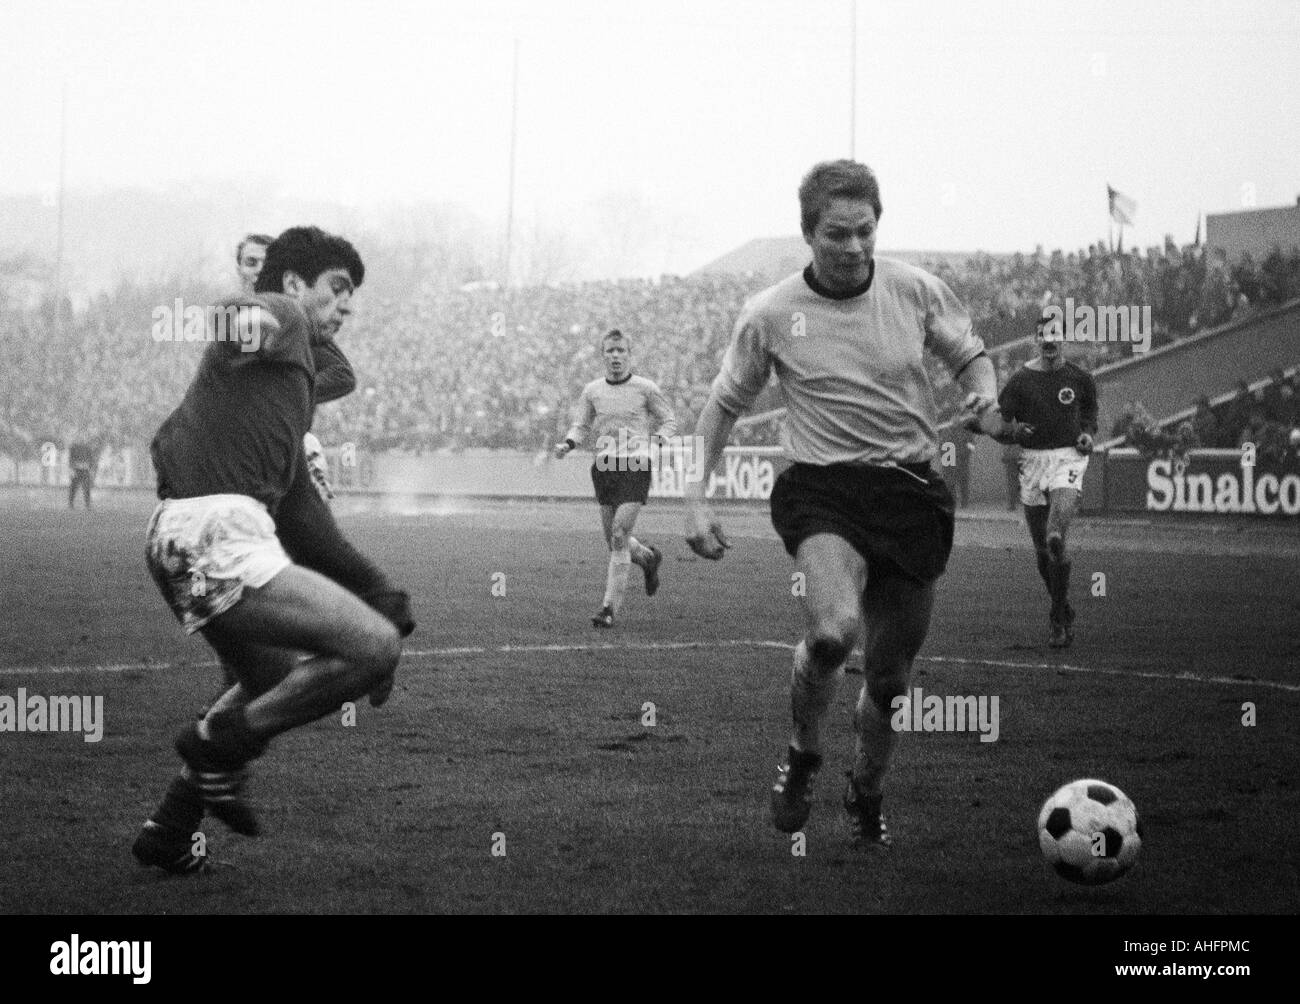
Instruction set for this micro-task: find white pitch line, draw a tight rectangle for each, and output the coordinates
[0,639,1296,692]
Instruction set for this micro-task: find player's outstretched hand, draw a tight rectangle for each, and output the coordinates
[1076,432,1094,455]
[959,394,1003,438]
[686,504,730,560]
[304,432,334,500]
[553,440,574,460]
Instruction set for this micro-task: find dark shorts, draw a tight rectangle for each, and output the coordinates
[591,463,652,508]
[769,461,956,584]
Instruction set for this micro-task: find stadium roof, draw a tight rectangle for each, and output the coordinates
[694,236,1014,280]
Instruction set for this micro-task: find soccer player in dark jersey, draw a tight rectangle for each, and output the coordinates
[194,232,385,717]
[132,227,410,875]
[67,437,98,509]
[554,330,675,627]
[685,160,1006,848]
[238,230,337,499]
[997,312,1099,648]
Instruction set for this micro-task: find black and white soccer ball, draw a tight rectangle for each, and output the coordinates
[1037,779,1142,885]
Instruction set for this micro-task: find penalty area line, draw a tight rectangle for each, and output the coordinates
[1,640,1296,693]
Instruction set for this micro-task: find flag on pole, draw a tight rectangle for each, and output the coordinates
[1108,185,1137,226]
[1194,213,1202,247]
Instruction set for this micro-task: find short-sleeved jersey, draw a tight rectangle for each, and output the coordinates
[711,258,986,466]
[151,293,317,513]
[565,373,678,462]
[998,361,1098,450]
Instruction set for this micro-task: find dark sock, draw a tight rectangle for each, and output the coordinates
[207,707,268,762]
[788,745,822,774]
[151,775,204,834]
[1048,559,1071,619]
[1035,551,1051,590]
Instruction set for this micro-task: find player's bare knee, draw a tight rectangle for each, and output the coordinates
[808,619,856,670]
[349,621,401,686]
[609,527,628,550]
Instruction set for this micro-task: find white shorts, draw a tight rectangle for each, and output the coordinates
[145,494,291,634]
[1019,447,1089,507]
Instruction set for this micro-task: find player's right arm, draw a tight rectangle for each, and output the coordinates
[555,383,596,458]
[993,374,1035,445]
[685,309,772,559]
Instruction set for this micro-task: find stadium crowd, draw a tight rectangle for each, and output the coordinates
[2,241,1298,457]
[1114,368,1300,464]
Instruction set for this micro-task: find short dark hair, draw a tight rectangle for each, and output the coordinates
[254,226,365,294]
[798,160,882,236]
[236,233,274,263]
[602,328,629,350]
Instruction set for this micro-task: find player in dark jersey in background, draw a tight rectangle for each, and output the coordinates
[67,437,99,509]
[998,311,1099,648]
[133,227,409,875]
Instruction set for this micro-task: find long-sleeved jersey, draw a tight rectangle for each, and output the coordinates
[998,361,1098,450]
[565,373,677,463]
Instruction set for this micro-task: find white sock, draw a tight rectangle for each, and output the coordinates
[790,639,845,756]
[603,548,633,613]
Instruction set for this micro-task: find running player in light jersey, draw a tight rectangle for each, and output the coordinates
[685,159,1008,848]
[555,329,677,628]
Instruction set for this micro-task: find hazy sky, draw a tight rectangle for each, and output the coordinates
[3,0,1298,274]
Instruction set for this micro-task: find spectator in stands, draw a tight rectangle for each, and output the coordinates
[1191,397,1223,449]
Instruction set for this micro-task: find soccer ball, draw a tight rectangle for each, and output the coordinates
[1037,779,1142,885]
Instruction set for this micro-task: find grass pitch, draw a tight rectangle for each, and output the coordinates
[1,488,1296,913]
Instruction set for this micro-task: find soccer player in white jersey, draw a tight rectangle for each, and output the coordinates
[998,311,1099,648]
[555,329,677,628]
[685,160,1008,848]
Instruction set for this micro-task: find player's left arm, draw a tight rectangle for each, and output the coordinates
[645,380,678,449]
[312,339,357,405]
[276,450,416,638]
[923,273,1003,438]
[1076,370,1100,453]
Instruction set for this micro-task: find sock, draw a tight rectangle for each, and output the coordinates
[603,548,633,613]
[1052,560,1072,619]
[790,640,845,756]
[1035,550,1051,591]
[149,774,205,835]
[627,536,653,566]
[201,706,268,762]
[851,685,898,796]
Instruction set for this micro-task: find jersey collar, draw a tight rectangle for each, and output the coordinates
[605,372,633,385]
[803,260,875,300]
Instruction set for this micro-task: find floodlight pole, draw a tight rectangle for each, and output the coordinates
[849,0,857,159]
[504,38,520,288]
